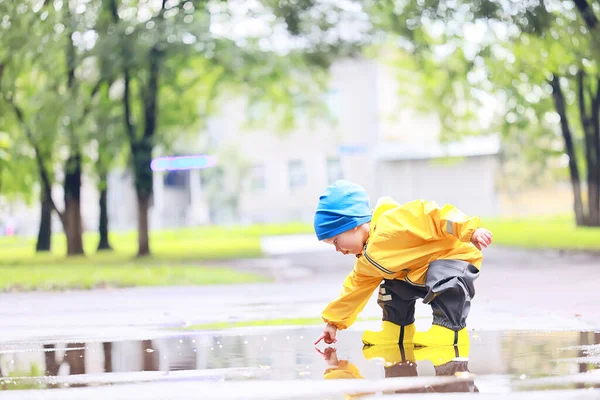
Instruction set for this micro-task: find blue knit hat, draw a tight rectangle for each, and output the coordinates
[314,180,372,241]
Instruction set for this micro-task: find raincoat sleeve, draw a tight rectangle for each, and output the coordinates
[321,259,382,330]
[324,361,363,380]
[405,200,482,243]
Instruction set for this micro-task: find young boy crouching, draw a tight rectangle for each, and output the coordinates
[313,180,492,348]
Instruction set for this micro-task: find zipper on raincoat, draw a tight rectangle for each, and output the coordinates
[362,244,395,275]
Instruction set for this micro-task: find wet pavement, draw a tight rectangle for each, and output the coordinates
[0,244,599,398]
[0,327,600,398]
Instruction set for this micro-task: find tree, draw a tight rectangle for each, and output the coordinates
[0,4,67,250]
[86,82,127,251]
[0,1,119,254]
[0,131,10,196]
[0,0,98,253]
[98,0,367,256]
[368,0,600,226]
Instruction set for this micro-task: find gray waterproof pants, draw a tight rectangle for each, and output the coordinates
[378,259,479,330]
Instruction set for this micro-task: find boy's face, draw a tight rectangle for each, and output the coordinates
[323,225,367,256]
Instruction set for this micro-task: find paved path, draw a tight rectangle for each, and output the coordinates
[261,235,600,329]
[1,237,598,344]
[0,237,599,399]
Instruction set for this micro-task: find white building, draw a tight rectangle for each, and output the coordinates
[1,56,501,235]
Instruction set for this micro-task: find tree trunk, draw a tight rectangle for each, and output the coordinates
[112,0,164,256]
[36,190,52,252]
[137,193,151,256]
[64,342,86,387]
[103,342,113,373]
[64,153,85,255]
[64,343,86,375]
[44,344,61,376]
[590,78,600,225]
[97,172,112,251]
[578,71,600,226]
[133,138,154,257]
[550,75,587,226]
[142,340,158,371]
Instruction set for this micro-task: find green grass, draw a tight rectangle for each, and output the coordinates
[0,222,314,264]
[0,223,312,292]
[1,215,596,292]
[0,263,267,292]
[0,364,44,391]
[485,215,600,251]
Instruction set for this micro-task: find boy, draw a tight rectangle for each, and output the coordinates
[313,180,492,347]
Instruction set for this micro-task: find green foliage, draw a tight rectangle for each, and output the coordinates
[0,363,44,390]
[0,0,369,255]
[368,0,600,197]
[0,131,10,180]
[0,1,67,203]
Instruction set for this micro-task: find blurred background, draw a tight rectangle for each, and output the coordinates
[1,1,600,394]
[0,0,598,289]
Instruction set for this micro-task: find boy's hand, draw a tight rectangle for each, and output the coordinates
[314,323,338,345]
[471,228,493,250]
[315,347,339,366]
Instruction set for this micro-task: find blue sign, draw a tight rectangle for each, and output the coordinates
[338,145,368,155]
[150,155,218,171]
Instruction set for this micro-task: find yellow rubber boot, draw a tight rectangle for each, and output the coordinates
[413,325,469,347]
[414,344,470,367]
[362,321,415,346]
[362,344,415,366]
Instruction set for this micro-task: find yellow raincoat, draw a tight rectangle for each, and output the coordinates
[322,197,483,330]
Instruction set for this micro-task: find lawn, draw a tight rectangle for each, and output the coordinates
[0,222,314,263]
[485,215,600,251]
[0,223,313,292]
[0,216,597,292]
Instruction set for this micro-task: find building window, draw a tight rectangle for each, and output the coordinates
[327,158,343,184]
[163,170,188,189]
[325,88,342,121]
[249,164,266,191]
[288,160,306,190]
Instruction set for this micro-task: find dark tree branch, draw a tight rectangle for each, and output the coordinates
[593,78,600,205]
[123,69,136,143]
[573,0,599,29]
[550,74,586,225]
[143,0,168,140]
[594,77,600,115]
[578,69,588,120]
[66,33,76,90]
[2,96,65,223]
[80,79,104,121]
[109,0,118,21]
[143,47,160,139]
[109,0,136,144]
[578,70,597,224]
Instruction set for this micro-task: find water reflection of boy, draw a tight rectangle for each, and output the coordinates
[318,346,478,394]
[316,347,364,380]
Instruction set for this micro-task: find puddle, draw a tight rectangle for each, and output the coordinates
[0,328,599,397]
